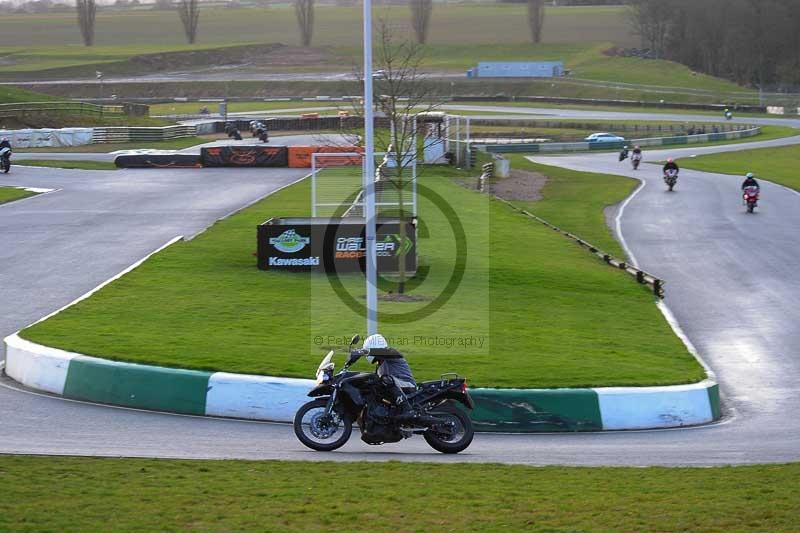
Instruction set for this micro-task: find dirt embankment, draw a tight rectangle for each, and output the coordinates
[489,169,548,202]
[0,44,339,82]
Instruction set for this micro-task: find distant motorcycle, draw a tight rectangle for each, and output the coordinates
[293,335,475,454]
[0,147,11,173]
[631,153,642,170]
[743,186,760,213]
[664,168,678,191]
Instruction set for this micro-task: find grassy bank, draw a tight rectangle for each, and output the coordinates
[22,163,702,388]
[0,5,750,104]
[678,144,800,191]
[16,159,116,171]
[1,456,798,531]
[0,5,633,51]
[0,186,36,204]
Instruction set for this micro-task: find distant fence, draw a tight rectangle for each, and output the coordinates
[477,126,761,154]
[469,118,748,137]
[92,125,196,144]
[0,101,127,119]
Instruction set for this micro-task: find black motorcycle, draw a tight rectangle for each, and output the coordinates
[0,147,11,173]
[293,335,475,454]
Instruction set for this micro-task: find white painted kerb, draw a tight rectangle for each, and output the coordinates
[4,333,75,395]
[596,380,715,430]
[206,373,315,422]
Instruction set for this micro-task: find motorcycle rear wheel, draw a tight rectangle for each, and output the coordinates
[293,399,352,451]
[423,402,474,454]
[747,203,755,213]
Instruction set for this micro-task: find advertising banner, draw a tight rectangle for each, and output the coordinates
[257,217,416,273]
[201,146,288,167]
[287,146,363,168]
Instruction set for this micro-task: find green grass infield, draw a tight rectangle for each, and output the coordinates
[678,143,800,192]
[0,186,36,205]
[16,159,117,171]
[1,456,798,531]
[21,161,702,388]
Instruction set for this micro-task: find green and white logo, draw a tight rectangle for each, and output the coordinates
[270,229,310,253]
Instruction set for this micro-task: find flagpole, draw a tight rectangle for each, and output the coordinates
[363,0,377,336]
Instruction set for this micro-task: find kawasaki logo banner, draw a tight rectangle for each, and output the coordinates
[257,217,416,273]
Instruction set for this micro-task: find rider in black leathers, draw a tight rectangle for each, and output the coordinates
[663,158,679,174]
[363,334,417,419]
[741,172,760,190]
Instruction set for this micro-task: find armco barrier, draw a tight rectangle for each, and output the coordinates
[477,127,761,154]
[287,145,363,168]
[201,145,288,167]
[3,333,720,432]
[114,154,202,168]
[494,197,664,298]
[93,125,196,144]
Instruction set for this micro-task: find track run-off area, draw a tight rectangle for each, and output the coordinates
[2,113,800,466]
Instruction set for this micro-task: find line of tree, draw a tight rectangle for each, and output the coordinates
[628,0,800,87]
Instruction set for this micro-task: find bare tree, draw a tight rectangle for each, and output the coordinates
[626,0,673,59]
[76,0,96,47]
[527,0,545,44]
[409,0,433,45]
[177,0,200,44]
[340,22,445,295]
[295,0,315,47]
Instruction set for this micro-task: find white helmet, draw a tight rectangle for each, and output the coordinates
[746,172,754,179]
[363,333,388,363]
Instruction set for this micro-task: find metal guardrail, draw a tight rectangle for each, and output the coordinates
[0,101,124,118]
[92,125,196,144]
[477,126,762,154]
[494,197,664,298]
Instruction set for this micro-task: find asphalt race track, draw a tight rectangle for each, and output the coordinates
[2,114,800,466]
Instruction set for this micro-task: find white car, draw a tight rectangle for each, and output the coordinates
[584,132,626,143]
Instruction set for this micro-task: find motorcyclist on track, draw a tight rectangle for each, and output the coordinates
[619,145,629,162]
[0,137,11,150]
[741,172,760,191]
[632,145,642,157]
[663,158,679,175]
[363,333,417,420]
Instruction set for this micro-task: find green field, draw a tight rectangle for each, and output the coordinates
[149,100,342,116]
[16,159,117,170]
[679,143,800,191]
[0,85,55,103]
[22,163,702,389]
[0,5,752,103]
[1,456,798,531]
[0,5,634,50]
[0,186,36,204]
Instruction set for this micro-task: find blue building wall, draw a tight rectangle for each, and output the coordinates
[468,61,565,78]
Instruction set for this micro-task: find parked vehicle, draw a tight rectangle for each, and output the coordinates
[0,147,11,173]
[585,132,626,143]
[743,185,760,213]
[664,168,679,191]
[294,335,475,454]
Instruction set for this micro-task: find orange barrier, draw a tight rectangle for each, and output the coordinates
[288,146,364,168]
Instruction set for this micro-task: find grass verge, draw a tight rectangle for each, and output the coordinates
[504,157,635,258]
[1,456,798,531]
[16,159,116,171]
[0,186,35,204]
[678,143,800,191]
[22,164,702,388]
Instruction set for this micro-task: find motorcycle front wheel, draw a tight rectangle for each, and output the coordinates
[423,402,474,454]
[293,398,352,451]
